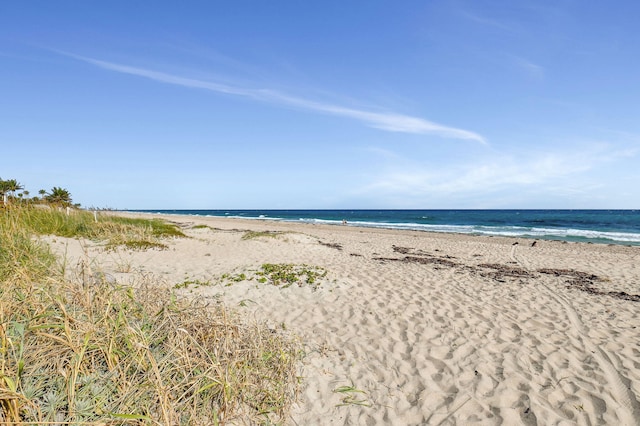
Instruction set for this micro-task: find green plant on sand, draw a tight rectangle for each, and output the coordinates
[257,263,327,288]
[173,278,213,289]
[241,230,283,240]
[191,224,211,230]
[220,263,328,290]
[333,383,372,407]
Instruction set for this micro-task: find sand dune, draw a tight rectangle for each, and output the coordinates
[47,213,640,425]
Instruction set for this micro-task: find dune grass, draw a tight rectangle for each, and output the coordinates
[241,231,284,240]
[191,224,211,230]
[0,206,302,424]
[5,207,185,251]
[0,210,55,285]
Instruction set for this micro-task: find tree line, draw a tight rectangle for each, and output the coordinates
[0,178,76,207]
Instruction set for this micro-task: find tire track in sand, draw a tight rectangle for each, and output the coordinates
[511,244,640,425]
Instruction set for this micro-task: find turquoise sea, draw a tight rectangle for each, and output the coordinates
[131,210,640,246]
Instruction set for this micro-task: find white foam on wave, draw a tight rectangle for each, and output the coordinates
[315,220,640,244]
[129,211,640,245]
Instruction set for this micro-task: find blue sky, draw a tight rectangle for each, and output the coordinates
[1,1,639,209]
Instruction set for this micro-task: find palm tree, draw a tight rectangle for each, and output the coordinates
[46,187,73,207]
[0,178,22,205]
[0,179,9,206]
[5,179,23,200]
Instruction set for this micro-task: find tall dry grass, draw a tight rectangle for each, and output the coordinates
[0,206,301,424]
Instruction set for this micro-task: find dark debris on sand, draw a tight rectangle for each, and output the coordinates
[375,245,460,267]
[374,255,459,268]
[319,241,343,250]
[392,245,431,256]
[538,268,640,302]
[476,263,536,281]
[373,245,639,303]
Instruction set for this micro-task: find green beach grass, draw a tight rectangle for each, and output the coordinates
[0,206,301,424]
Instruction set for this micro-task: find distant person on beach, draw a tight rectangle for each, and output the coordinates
[342,219,347,225]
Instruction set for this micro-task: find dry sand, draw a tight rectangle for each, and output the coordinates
[47,213,640,425]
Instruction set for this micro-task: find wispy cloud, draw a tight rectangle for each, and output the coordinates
[366,154,587,196]
[458,9,516,33]
[62,52,486,144]
[357,144,633,205]
[513,56,545,79]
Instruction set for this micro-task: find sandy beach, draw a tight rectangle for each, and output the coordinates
[46,212,640,425]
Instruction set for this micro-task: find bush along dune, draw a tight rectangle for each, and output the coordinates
[1,204,301,424]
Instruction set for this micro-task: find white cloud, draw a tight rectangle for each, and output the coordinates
[63,52,486,144]
[357,144,631,205]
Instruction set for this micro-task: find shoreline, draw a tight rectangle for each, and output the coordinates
[120,209,640,247]
[55,211,640,424]
[123,210,640,252]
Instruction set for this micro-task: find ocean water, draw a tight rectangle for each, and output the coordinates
[132,209,640,246]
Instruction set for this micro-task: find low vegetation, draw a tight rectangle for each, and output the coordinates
[222,263,328,290]
[4,206,184,251]
[241,230,284,240]
[173,278,213,289]
[1,204,302,424]
[191,224,211,230]
[333,383,371,407]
